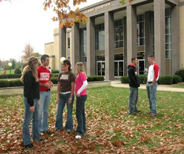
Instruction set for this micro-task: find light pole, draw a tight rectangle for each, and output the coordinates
[8,62,12,74]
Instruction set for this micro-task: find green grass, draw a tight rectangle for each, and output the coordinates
[0,87,184,153]
[171,82,184,88]
[0,69,15,75]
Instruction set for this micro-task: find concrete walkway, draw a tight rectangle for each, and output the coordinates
[111,80,184,92]
[0,80,183,96]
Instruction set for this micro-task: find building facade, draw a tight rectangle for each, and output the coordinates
[45,0,184,80]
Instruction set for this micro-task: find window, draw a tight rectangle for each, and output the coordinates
[165,8,172,58]
[95,24,105,50]
[114,19,124,48]
[80,28,87,62]
[137,14,145,46]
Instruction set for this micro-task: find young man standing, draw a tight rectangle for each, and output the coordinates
[147,55,159,117]
[37,54,53,134]
[128,57,140,115]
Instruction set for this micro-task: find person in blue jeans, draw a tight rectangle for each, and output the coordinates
[128,57,140,115]
[20,57,44,149]
[37,54,53,134]
[74,62,88,139]
[146,55,159,117]
[55,59,75,132]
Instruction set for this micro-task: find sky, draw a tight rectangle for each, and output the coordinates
[0,0,103,61]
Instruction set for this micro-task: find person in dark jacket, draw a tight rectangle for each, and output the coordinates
[128,57,140,115]
[20,57,44,149]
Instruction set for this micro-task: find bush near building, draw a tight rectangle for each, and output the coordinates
[14,68,21,74]
[121,75,182,85]
[175,69,184,81]
[0,76,105,88]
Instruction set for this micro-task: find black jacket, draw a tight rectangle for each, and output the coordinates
[24,71,40,106]
[128,64,140,88]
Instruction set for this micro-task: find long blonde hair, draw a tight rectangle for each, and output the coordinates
[75,62,86,75]
[20,57,39,83]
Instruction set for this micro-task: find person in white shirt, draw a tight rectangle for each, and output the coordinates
[147,55,159,117]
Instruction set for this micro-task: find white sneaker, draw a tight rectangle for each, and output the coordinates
[75,135,82,139]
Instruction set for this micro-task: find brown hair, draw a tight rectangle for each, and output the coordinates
[20,56,39,83]
[148,55,154,58]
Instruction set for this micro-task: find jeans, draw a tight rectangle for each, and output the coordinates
[39,91,50,133]
[76,95,87,136]
[55,93,74,130]
[129,87,138,114]
[22,97,40,146]
[147,82,158,115]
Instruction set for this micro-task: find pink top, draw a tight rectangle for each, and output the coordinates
[75,72,87,96]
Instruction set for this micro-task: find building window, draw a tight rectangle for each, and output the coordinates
[114,19,124,48]
[95,24,105,50]
[80,28,87,62]
[165,8,172,58]
[137,14,145,46]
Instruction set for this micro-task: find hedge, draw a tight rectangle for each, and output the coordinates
[51,70,59,74]
[0,80,23,87]
[121,75,182,85]
[172,75,182,84]
[0,74,21,79]
[0,75,105,87]
[175,69,184,81]
[120,76,129,83]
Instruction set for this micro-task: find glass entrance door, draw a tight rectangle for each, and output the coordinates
[96,61,105,76]
[114,60,124,77]
[138,59,145,75]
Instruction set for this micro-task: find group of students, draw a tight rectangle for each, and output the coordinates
[21,54,88,149]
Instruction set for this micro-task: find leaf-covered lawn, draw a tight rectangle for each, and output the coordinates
[1,86,184,153]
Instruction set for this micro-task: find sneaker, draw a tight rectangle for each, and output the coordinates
[66,130,72,133]
[135,110,141,113]
[38,138,45,142]
[24,143,33,149]
[129,112,136,115]
[75,135,82,139]
[150,113,156,117]
[44,130,51,134]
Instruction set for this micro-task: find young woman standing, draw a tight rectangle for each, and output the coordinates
[21,57,44,149]
[55,60,75,131]
[74,62,88,139]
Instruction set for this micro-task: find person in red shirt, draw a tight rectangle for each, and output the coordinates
[37,54,53,134]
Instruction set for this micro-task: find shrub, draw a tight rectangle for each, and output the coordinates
[175,69,184,81]
[51,70,59,74]
[158,75,173,85]
[92,76,104,81]
[0,74,21,79]
[52,74,59,78]
[9,80,23,87]
[51,77,58,84]
[14,68,21,74]
[138,75,147,84]
[172,75,182,84]
[87,76,93,82]
[120,76,129,83]
[0,80,10,87]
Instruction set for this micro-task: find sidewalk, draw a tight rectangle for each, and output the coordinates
[0,80,183,96]
[111,80,184,92]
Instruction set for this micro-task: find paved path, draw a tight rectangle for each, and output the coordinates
[0,80,183,96]
[111,80,184,92]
